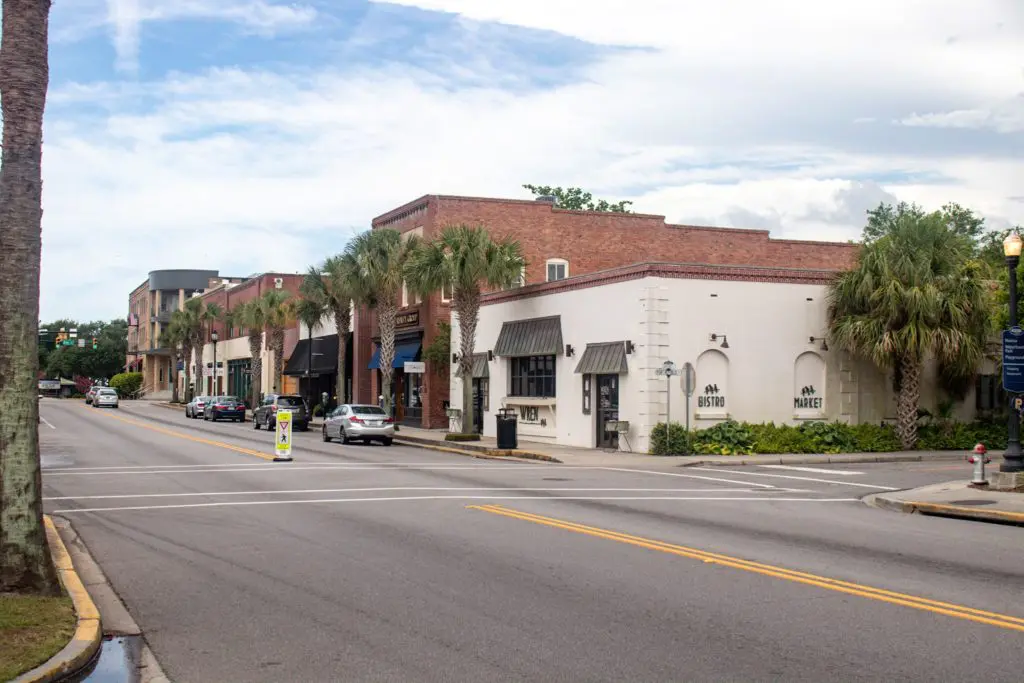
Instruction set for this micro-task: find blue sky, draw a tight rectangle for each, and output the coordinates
[41,0,1023,320]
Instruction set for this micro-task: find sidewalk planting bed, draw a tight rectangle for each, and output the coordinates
[0,594,75,681]
[649,419,1008,456]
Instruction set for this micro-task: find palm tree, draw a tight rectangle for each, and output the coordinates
[160,313,189,403]
[346,229,419,418]
[294,295,326,408]
[828,210,990,449]
[301,254,357,403]
[235,299,266,408]
[257,290,294,393]
[0,0,60,595]
[405,224,526,433]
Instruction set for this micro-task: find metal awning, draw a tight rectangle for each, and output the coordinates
[285,335,340,376]
[574,341,629,374]
[471,353,489,378]
[493,315,562,357]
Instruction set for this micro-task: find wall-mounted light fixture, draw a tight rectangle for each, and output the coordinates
[565,344,575,357]
[624,340,634,354]
[709,333,729,349]
[487,350,494,361]
[809,336,829,351]
[451,353,459,364]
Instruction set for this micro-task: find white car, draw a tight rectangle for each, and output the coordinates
[93,387,119,409]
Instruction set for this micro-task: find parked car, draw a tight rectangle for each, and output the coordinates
[185,396,210,419]
[85,385,103,404]
[205,396,246,422]
[252,394,308,431]
[322,404,394,445]
[92,387,119,409]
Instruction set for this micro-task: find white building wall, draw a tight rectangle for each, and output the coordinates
[451,274,981,453]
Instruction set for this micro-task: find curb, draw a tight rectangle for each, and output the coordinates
[864,494,1024,526]
[393,438,563,463]
[13,516,102,683]
[679,453,965,467]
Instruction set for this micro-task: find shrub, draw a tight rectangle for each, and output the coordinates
[73,376,92,394]
[445,433,481,442]
[648,418,1002,456]
[108,372,143,397]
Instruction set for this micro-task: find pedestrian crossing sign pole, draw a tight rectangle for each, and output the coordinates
[274,409,294,462]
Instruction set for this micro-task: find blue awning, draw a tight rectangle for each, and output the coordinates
[368,341,421,370]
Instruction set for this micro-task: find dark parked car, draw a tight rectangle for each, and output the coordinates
[252,394,308,431]
[204,395,246,422]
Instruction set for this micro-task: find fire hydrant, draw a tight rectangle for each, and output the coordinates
[966,443,990,486]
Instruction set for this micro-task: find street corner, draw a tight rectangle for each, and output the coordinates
[864,480,1024,527]
[12,516,102,683]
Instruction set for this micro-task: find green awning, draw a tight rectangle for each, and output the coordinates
[493,316,562,357]
[574,341,628,374]
[471,353,490,378]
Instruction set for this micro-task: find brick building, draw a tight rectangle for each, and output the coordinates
[352,194,859,430]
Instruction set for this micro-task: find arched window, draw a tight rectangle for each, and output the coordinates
[793,352,826,417]
[695,349,729,417]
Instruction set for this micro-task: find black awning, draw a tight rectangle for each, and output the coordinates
[493,315,562,357]
[285,334,341,376]
[574,341,628,374]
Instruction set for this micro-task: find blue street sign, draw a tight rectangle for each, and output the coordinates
[1002,327,1024,393]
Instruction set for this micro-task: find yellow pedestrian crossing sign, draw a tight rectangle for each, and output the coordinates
[274,409,294,462]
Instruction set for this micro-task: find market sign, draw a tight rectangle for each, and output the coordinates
[794,385,822,410]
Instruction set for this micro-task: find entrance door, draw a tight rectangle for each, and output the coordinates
[596,374,620,449]
[472,379,485,433]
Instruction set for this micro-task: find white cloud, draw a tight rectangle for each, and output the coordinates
[40,0,1024,319]
[896,97,1024,133]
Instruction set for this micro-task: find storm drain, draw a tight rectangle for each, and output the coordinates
[948,500,997,506]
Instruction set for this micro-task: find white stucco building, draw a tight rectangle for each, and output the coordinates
[449,263,982,453]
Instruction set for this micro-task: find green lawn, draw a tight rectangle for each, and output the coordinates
[0,593,75,682]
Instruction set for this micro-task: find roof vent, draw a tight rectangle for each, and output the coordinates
[535,195,557,204]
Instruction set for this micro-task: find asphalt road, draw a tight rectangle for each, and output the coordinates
[40,398,1024,682]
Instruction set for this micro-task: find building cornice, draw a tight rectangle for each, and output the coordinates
[481,262,841,305]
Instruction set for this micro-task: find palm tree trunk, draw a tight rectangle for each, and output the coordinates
[181,342,192,402]
[248,333,262,408]
[455,292,480,434]
[377,301,397,417]
[170,350,180,403]
[896,355,921,450]
[0,0,59,595]
[194,339,204,398]
[334,305,350,404]
[272,329,285,393]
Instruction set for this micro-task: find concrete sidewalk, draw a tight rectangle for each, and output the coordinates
[866,481,1024,526]
[390,424,971,468]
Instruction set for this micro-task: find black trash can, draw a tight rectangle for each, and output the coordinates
[496,408,518,449]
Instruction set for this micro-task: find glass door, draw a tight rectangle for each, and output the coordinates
[596,374,620,449]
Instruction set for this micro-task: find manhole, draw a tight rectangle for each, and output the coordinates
[543,477,570,481]
[949,499,997,506]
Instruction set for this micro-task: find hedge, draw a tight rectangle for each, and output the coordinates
[649,419,1009,456]
[108,372,143,397]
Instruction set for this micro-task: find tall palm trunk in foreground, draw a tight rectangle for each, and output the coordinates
[0,0,59,594]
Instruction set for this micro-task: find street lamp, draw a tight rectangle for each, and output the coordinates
[211,330,219,397]
[1003,231,1023,472]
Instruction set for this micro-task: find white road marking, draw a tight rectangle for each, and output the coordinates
[45,486,805,501]
[42,462,468,472]
[42,464,554,476]
[53,495,859,513]
[39,416,56,430]
[596,466,778,489]
[759,465,863,476]
[691,467,899,491]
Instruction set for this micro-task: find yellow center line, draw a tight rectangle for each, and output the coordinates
[468,504,1024,633]
[81,405,276,461]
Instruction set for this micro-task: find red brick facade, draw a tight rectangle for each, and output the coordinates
[353,194,860,429]
[199,273,304,345]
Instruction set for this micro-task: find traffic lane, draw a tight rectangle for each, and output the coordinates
[56,495,1024,682]
[722,461,979,492]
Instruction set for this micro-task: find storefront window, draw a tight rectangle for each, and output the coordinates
[509,355,556,397]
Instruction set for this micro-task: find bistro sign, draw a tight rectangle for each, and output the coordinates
[697,384,725,409]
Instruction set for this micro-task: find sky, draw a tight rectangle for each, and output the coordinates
[42,0,1024,321]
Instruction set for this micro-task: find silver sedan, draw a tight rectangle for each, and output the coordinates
[92,388,119,408]
[322,404,394,445]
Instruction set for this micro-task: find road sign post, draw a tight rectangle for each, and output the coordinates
[655,360,680,454]
[681,362,696,456]
[274,409,294,462]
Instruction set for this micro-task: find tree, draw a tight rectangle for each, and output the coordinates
[293,295,325,407]
[863,201,987,246]
[301,254,357,403]
[257,290,293,394]
[160,313,188,403]
[346,229,419,417]
[828,209,990,449]
[235,300,265,408]
[523,184,633,213]
[406,224,526,433]
[0,0,59,594]
[40,318,129,380]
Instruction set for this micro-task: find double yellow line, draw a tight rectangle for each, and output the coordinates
[469,504,1024,634]
[84,406,276,461]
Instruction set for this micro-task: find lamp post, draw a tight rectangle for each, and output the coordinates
[1003,231,1023,472]
[211,330,219,397]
